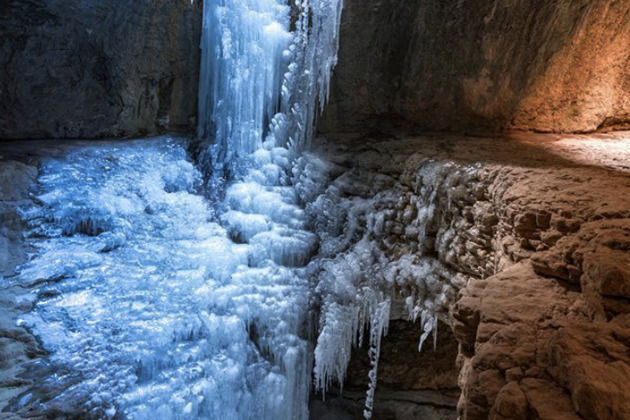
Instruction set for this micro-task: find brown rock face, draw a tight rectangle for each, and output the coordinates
[320,0,630,134]
[308,130,630,419]
[0,0,202,139]
[455,264,630,420]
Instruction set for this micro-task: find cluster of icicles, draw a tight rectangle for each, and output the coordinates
[196,0,448,419]
[196,0,343,197]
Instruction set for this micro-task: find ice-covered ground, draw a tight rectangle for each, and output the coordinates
[5,133,464,420]
[11,137,316,419]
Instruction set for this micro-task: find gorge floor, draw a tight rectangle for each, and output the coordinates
[1,130,629,419]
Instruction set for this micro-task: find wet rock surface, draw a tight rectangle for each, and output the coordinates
[0,0,201,140]
[321,0,630,134]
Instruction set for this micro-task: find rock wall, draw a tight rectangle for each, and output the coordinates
[3,0,627,140]
[0,0,201,140]
[0,147,45,414]
[320,0,630,134]
[306,130,630,419]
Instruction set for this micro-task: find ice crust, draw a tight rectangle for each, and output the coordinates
[293,154,465,419]
[14,139,314,419]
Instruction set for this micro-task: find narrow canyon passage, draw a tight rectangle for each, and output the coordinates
[1,0,629,419]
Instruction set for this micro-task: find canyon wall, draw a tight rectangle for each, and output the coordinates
[0,0,201,140]
[320,0,630,134]
[305,130,630,419]
[2,0,628,139]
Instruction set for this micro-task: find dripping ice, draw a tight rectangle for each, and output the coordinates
[294,154,462,419]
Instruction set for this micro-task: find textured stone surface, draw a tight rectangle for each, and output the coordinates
[310,130,630,419]
[0,0,201,139]
[320,0,630,134]
[0,151,44,415]
[0,159,36,277]
[3,0,628,140]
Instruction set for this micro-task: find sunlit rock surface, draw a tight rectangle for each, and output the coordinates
[4,0,627,141]
[303,129,630,420]
[320,0,630,133]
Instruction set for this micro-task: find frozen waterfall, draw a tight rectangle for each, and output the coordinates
[11,0,344,418]
[196,0,343,196]
[5,0,452,419]
[193,0,344,417]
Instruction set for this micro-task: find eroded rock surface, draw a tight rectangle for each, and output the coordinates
[320,0,630,134]
[0,0,201,139]
[308,130,630,419]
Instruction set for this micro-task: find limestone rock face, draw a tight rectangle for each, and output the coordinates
[309,130,630,419]
[0,0,202,139]
[320,0,630,134]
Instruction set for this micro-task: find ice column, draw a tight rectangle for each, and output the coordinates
[195,0,345,418]
[197,0,344,188]
[197,0,292,191]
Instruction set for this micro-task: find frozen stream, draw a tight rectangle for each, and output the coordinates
[13,137,316,419]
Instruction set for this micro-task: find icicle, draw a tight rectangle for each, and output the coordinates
[433,313,439,351]
[363,298,390,420]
